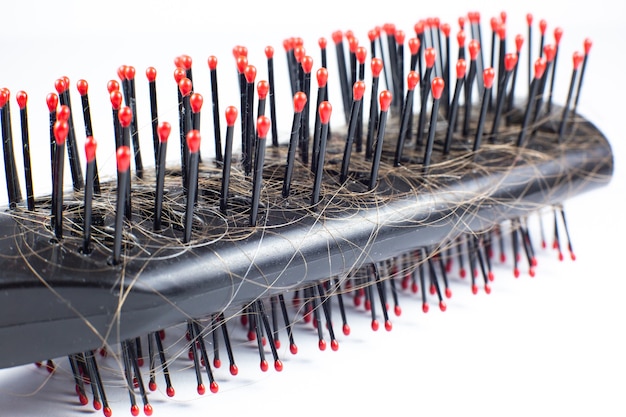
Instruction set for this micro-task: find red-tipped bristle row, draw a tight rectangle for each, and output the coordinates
[0,11,599,417]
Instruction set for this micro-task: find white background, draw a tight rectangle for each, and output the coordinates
[0,0,625,416]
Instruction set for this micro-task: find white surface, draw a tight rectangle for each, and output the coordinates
[0,1,625,416]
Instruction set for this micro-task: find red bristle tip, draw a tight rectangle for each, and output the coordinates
[515,34,524,52]
[207,56,218,72]
[471,284,478,294]
[514,268,520,278]
[197,383,206,395]
[408,38,420,55]
[543,44,556,62]
[441,23,451,37]
[236,56,248,74]
[130,405,139,417]
[165,386,175,397]
[460,268,467,278]
[379,90,392,112]
[116,146,131,172]
[414,20,424,34]
[368,29,378,42]
[293,37,304,47]
[157,121,171,143]
[584,38,593,55]
[274,359,284,372]
[456,59,467,78]
[46,93,58,112]
[342,323,351,336]
[261,336,267,346]
[429,284,436,295]
[500,11,507,23]
[498,26,506,40]
[356,46,367,64]
[294,45,306,63]
[229,363,239,375]
[319,101,332,124]
[469,40,480,60]
[118,106,133,128]
[573,51,584,69]
[411,282,418,293]
[570,252,577,261]
[93,399,102,410]
[529,267,536,277]
[458,16,465,30]
[53,120,69,145]
[371,57,384,78]
[190,93,203,113]
[318,339,327,351]
[490,17,499,32]
[174,55,184,68]
[110,90,123,110]
[78,393,88,405]
[431,77,445,99]
[353,81,366,101]
[104,406,113,417]
[178,77,192,97]
[364,299,371,310]
[371,319,379,331]
[107,79,120,93]
[273,339,281,349]
[422,303,429,313]
[433,17,441,28]
[210,381,219,393]
[244,65,257,83]
[282,38,293,52]
[318,37,327,49]
[331,339,340,351]
[468,11,480,24]
[445,288,452,298]
[439,301,447,312]
[554,27,564,44]
[181,55,192,70]
[484,284,491,294]
[225,106,238,126]
[384,320,392,331]
[54,78,68,94]
[117,65,127,81]
[148,381,157,391]
[16,91,27,109]
[425,47,436,68]
[500,253,507,263]
[256,115,271,139]
[395,29,405,44]
[316,67,328,88]
[526,13,533,25]
[407,71,420,91]
[384,22,396,35]
[534,58,547,79]
[289,343,299,354]
[293,92,307,113]
[457,30,466,47]
[142,404,153,416]
[260,359,269,372]
[558,251,564,261]
[331,30,343,44]
[75,79,88,97]
[394,305,402,316]
[483,68,495,89]
[531,257,538,267]
[124,66,136,80]
[146,67,157,82]
[85,136,97,163]
[257,80,269,100]
[187,130,201,154]
[539,19,547,34]
[301,55,314,73]
[234,45,248,58]
[247,330,255,341]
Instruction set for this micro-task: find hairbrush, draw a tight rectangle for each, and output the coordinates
[0,9,613,416]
